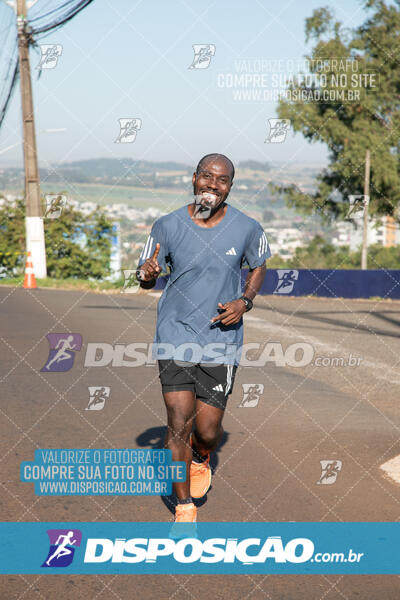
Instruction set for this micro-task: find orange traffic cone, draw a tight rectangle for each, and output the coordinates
[23,251,37,289]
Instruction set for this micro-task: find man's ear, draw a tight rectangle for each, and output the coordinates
[192,172,197,186]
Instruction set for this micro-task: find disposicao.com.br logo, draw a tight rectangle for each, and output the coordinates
[84,535,314,564]
[0,522,384,574]
[82,535,364,567]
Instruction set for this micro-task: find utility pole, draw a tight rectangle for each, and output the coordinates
[3,0,46,277]
[361,149,370,271]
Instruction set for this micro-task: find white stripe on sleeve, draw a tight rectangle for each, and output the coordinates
[145,236,154,259]
[141,235,150,261]
[142,235,154,260]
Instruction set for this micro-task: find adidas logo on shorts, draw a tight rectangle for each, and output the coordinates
[225,247,237,255]
[212,384,224,392]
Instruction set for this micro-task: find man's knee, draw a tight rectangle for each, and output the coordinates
[166,408,192,440]
[195,424,223,449]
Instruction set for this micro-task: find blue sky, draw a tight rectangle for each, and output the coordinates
[0,0,369,169]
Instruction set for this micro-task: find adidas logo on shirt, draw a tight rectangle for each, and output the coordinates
[226,247,237,255]
[212,384,224,392]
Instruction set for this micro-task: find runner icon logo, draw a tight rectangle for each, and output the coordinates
[317,460,342,485]
[122,270,141,294]
[346,195,369,219]
[238,383,264,407]
[42,529,82,568]
[188,44,216,69]
[86,386,110,411]
[41,333,82,372]
[44,194,67,219]
[114,118,142,144]
[265,119,291,143]
[36,44,63,71]
[273,270,299,294]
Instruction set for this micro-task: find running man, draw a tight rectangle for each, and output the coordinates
[275,270,297,293]
[44,194,64,218]
[45,335,76,371]
[136,153,270,524]
[87,387,107,410]
[45,531,76,566]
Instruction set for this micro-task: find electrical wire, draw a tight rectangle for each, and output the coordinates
[0,51,18,129]
[30,0,95,35]
[0,0,18,130]
[0,0,95,129]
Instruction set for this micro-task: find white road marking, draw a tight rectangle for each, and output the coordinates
[380,455,400,485]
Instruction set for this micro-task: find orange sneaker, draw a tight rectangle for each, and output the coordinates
[170,503,197,539]
[174,502,197,522]
[190,455,212,499]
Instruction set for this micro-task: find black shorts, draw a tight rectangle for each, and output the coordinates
[158,359,238,410]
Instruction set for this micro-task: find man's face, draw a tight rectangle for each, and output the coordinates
[192,158,233,211]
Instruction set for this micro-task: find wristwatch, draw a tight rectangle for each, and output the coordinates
[239,296,253,312]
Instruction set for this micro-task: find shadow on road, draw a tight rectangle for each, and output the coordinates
[135,426,229,515]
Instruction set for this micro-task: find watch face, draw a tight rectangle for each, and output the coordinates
[242,297,252,310]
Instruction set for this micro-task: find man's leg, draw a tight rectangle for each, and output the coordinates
[162,389,195,501]
[192,399,225,459]
[189,362,237,499]
[188,399,225,499]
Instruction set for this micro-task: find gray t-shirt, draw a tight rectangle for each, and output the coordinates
[138,203,271,365]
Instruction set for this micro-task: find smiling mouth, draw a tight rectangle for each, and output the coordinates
[200,191,219,202]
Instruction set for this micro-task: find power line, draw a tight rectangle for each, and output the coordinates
[0,3,17,128]
[29,0,94,34]
[0,0,95,129]
[0,0,96,279]
[0,51,18,128]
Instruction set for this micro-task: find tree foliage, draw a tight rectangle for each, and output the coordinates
[275,0,400,224]
[267,235,400,269]
[0,197,113,279]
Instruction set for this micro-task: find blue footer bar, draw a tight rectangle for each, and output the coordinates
[0,522,399,574]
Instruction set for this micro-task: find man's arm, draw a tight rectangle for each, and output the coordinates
[243,263,267,300]
[210,264,267,326]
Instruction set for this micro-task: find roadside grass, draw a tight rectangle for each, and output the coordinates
[0,277,125,292]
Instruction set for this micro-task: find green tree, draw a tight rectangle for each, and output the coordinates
[0,197,113,279]
[0,196,25,275]
[274,1,400,224]
[266,235,400,269]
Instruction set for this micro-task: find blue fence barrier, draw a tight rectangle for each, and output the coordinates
[154,269,400,299]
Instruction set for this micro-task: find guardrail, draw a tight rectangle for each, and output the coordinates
[154,269,400,299]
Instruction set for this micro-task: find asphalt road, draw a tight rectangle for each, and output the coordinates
[0,286,399,599]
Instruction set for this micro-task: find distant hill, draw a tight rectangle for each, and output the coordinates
[0,158,321,194]
[238,160,271,172]
[52,158,191,178]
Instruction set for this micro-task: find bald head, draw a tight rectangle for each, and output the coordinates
[196,153,235,182]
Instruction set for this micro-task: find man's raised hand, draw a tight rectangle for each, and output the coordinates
[138,243,162,282]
